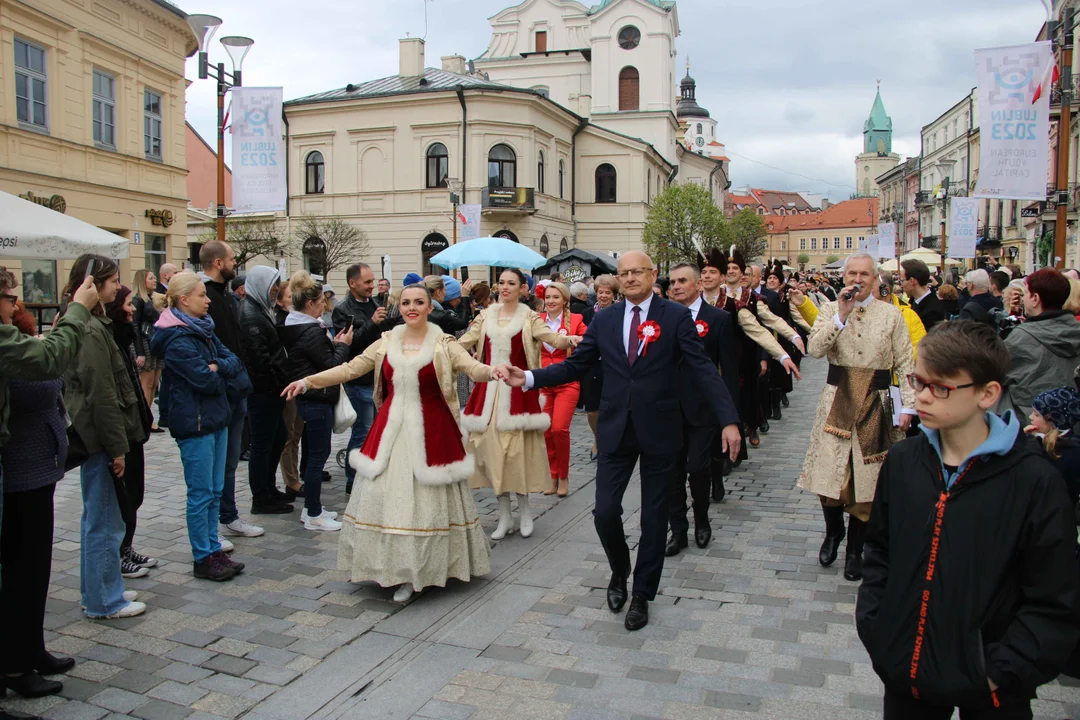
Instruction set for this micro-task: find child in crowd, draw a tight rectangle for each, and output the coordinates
[1026,386,1080,506]
[856,320,1080,719]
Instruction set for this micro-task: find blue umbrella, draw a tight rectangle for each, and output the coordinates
[429,236,547,270]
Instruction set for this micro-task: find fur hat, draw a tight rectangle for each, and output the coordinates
[766,260,785,283]
[726,245,747,273]
[700,246,728,272]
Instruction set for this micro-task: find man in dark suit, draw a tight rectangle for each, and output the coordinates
[501,251,740,631]
[900,258,945,330]
[664,262,738,557]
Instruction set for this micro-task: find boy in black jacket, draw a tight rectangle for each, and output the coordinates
[856,320,1080,719]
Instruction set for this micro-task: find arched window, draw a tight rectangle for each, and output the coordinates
[618,67,639,111]
[488,144,516,188]
[302,236,326,276]
[558,159,565,199]
[696,123,702,134]
[595,163,617,203]
[305,151,325,194]
[426,143,448,189]
[537,150,545,194]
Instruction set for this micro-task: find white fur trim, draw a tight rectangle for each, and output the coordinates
[462,303,549,433]
[348,324,472,485]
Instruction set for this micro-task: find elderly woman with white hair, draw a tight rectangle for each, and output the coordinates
[957,269,1003,324]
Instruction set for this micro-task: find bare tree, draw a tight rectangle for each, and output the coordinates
[292,215,371,276]
[199,217,287,267]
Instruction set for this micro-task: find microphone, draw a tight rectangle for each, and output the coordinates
[843,284,862,301]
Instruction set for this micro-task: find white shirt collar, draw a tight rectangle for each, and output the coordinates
[914,287,932,304]
[627,293,653,316]
[855,294,874,308]
[687,295,703,319]
[546,312,562,326]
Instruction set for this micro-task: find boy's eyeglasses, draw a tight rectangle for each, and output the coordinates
[0,293,17,304]
[906,373,977,399]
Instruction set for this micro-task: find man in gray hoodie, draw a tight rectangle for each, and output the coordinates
[1000,268,1080,417]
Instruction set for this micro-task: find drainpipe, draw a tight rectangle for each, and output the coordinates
[570,118,588,247]
[282,110,291,218]
[456,87,468,198]
[668,165,679,184]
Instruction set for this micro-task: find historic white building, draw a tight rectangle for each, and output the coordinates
[277,0,726,287]
[854,85,901,199]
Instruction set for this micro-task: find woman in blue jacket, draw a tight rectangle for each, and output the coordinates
[151,272,250,583]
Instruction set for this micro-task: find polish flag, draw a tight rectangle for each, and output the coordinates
[1032,58,1060,104]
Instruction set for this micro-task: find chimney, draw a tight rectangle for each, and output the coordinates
[441,54,466,74]
[399,38,425,78]
[820,198,831,211]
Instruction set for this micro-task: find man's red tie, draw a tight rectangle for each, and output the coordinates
[627,305,640,366]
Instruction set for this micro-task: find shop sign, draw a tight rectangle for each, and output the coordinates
[145,209,175,228]
[19,191,66,214]
[563,265,587,283]
[422,235,449,253]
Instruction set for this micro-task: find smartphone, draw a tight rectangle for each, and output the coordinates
[344,314,355,328]
[84,259,96,279]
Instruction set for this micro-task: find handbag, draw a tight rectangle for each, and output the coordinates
[65,426,89,472]
[333,388,357,434]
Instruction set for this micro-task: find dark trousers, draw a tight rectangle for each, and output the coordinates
[120,443,145,549]
[296,398,333,516]
[0,484,55,673]
[669,422,714,537]
[247,392,287,504]
[595,414,677,600]
[883,689,1031,720]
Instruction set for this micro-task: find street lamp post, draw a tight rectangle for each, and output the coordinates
[186,14,254,243]
[447,178,464,279]
[936,158,957,277]
[1050,6,1075,270]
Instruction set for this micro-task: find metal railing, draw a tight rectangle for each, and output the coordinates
[978,225,1003,243]
[1050,77,1080,106]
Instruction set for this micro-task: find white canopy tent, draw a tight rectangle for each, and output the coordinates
[879,248,964,272]
[0,190,129,259]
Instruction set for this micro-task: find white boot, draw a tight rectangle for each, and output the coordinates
[393,584,414,603]
[517,493,534,538]
[491,494,514,540]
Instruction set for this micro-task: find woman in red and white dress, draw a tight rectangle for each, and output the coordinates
[282,285,496,604]
[539,282,588,498]
[458,269,580,541]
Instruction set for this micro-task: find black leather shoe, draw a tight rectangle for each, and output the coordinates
[694,522,712,549]
[818,506,846,567]
[606,574,628,613]
[844,517,868,582]
[759,420,770,434]
[0,671,62,699]
[34,652,75,676]
[711,477,726,502]
[251,500,294,515]
[285,485,305,501]
[624,596,649,631]
[665,533,687,557]
[322,471,332,483]
[781,393,790,408]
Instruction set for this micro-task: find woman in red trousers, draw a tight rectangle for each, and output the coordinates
[539,282,588,497]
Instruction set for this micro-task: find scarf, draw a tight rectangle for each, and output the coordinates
[173,308,216,340]
[824,366,891,465]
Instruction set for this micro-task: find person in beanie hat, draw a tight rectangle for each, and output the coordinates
[403,272,423,287]
[1027,386,1080,504]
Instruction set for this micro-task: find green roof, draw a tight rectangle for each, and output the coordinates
[864,88,892,133]
[588,0,674,14]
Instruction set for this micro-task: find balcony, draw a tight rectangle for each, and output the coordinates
[481,187,536,213]
[1044,183,1080,210]
[1050,77,1080,107]
[978,225,1003,246]
[915,191,934,207]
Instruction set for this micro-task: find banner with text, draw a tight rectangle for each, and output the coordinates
[459,204,482,242]
[949,197,980,258]
[973,41,1053,201]
[877,223,897,259]
[231,87,286,213]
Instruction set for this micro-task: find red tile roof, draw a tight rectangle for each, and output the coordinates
[766,198,878,233]
[751,188,814,212]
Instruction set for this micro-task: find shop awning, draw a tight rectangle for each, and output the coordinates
[0,190,129,260]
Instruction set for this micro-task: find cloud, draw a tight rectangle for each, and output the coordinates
[185,0,1048,201]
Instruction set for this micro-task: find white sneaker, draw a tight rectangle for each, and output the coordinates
[301,508,338,523]
[123,590,138,602]
[303,511,342,532]
[393,584,415,603]
[217,534,236,553]
[223,518,265,538]
[105,601,146,619]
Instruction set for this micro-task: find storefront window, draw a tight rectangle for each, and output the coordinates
[145,234,166,276]
[21,259,57,304]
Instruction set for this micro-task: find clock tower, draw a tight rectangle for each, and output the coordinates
[677,60,719,158]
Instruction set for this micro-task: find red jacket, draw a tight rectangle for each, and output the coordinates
[540,312,588,368]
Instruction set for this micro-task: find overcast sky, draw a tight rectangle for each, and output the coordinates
[184,0,1048,202]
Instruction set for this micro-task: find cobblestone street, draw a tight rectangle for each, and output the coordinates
[5,358,1080,720]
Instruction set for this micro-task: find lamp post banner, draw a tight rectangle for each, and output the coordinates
[973,41,1053,201]
[949,197,980,258]
[231,87,286,213]
[459,204,482,242]
[877,223,897,259]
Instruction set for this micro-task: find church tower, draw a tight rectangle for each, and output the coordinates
[854,82,900,198]
[676,59,718,156]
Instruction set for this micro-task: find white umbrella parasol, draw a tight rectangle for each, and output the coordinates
[0,190,129,259]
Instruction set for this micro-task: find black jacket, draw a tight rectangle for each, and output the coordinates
[570,298,595,326]
[332,294,394,387]
[912,290,947,330]
[958,292,1005,325]
[203,278,244,358]
[279,319,350,404]
[239,299,289,395]
[679,301,738,427]
[131,295,160,359]
[856,430,1080,708]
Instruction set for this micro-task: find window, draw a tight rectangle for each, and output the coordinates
[647,168,651,203]
[15,38,48,130]
[595,163,617,203]
[535,31,547,53]
[617,26,641,50]
[780,241,787,250]
[92,70,115,148]
[487,144,516,188]
[696,123,702,134]
[618,67,639,111]
[845,237,853,249]
[811,238,818,250]
[144,89,163,160]
[558,159,565,199]
[305,151,325,194]
[857,237,864,248]
[303,236,327,276]
[537,151,545,194]
[833,238,841,250]
[800,238,806,250]
[425,143,448,188]
[145,235,166,277]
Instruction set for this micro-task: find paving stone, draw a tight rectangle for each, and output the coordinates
[242,664,300,686]
[773,668,826,688]
[800,657,853,676]
[704,691,763,712]
[88,687,149,714]
[130,700,194,720]
[597,633,644,650]
[104,670,164,694]
[155,663,215,684]
[147,680,210,707]
[199,655,257,678]
[545,669,599,689]
[480,645,533,663]
[164,647,216,666]
[750,627,800,643]
[626,666,680,685]
[168,630,219,649]
[196,674,257,697]
[119,654,171,674]
[42,700,110,720]
[848,692,883,712]
[59,677,108,703]
[694,645,748,664]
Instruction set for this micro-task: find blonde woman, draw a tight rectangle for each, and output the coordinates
[458,269,581,540]
[539,282,588,497]
[132,269,164,431]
